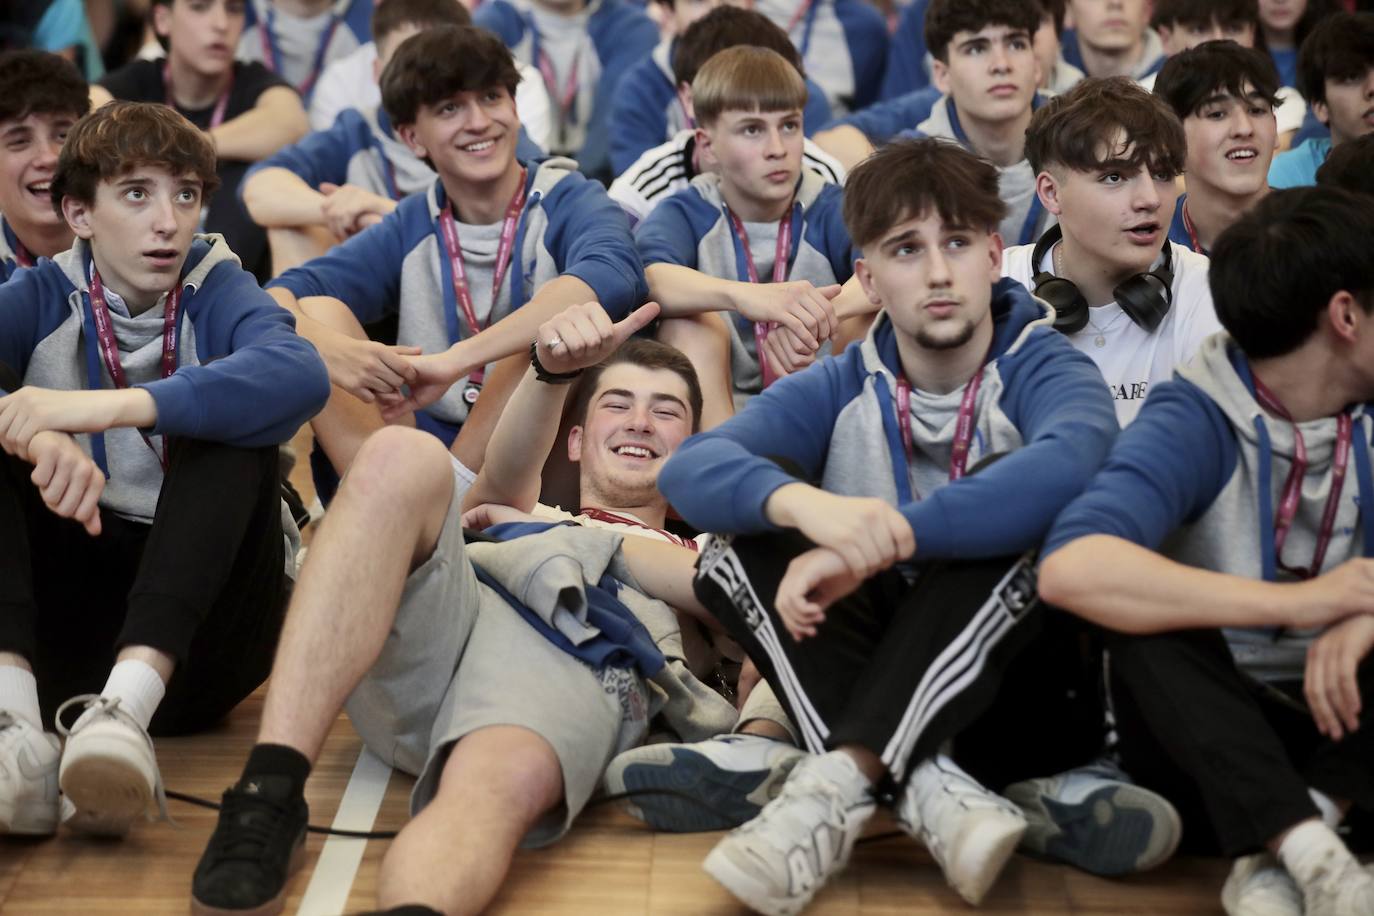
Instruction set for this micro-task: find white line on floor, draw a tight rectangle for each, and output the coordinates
[297,746,393,915]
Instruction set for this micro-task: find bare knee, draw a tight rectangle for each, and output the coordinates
[343,427,455,515]
[433,726,564,824]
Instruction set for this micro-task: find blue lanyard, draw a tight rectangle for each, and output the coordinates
[946,101,1043,246]
[369,135,400,201]
[261,5,340,99]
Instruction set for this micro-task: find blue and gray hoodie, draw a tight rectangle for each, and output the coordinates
[1045,334,1374,682]
[659,279,1120,557]
[238,0,371,101]
[245,107,436,204]
[607,37,835,177]
[635,167,852,399]
[753,0,888,115]
[475,0,659,181]
[0,234,330,524]
[271,157,647,432]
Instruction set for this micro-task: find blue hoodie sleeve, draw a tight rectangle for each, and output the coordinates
[267,195,416,324]
[803,184,856,282]
[541,171,647,319]
[141,260,331,446]
[0,267,70,388]
[833,86,941,143]
[899,329,1120,558]
[242,109,365,193]
[634,188,717,268]
[609,58,674,176]
[835,0,889,110]
[659,347,866,533]
[1043,378,1238,557]
[473,1,528,47]
[878,0,930,101]
[582,1,660,181]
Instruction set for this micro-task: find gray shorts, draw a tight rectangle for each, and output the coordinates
[345,467,649,846]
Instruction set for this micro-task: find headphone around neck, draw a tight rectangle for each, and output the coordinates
[1030,224,1175,336]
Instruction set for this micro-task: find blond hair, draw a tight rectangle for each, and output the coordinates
[691,46,807,128]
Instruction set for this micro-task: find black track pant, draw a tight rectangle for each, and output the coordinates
[0,362,289,736]
[693,529,1103,793]
[1108,627,1374,856]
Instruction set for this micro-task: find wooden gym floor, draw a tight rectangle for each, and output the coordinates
[0,431,1239,914]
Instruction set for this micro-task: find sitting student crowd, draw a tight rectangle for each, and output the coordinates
[1,0,1374,914]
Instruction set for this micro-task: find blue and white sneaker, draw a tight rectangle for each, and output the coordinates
[1004,763,1181,876]
[603,734,806,832]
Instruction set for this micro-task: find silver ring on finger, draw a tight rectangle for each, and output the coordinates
[548,336,563,349]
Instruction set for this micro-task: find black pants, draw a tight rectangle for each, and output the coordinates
[1108,627,1374,856]
[693,529,1102,794]
[0,365,289,736]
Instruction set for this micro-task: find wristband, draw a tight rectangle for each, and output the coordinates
[530,341,583,384]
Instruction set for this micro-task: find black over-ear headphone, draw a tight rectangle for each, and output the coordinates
[1030,224,1175,335]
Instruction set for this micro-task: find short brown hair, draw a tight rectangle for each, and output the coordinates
[380,24,521,126]
[691,46,807,129]
[672,7,805,88]
[571,338,704,434]
[1025,76,1186,179]
[0,50,90,125]
[51,101,218,214]
[843,138,1006,249]
[372,0,470,46]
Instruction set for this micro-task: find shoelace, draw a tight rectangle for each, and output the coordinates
[207,788,301,867]
[743,764,865,856]
[54,694,173,825]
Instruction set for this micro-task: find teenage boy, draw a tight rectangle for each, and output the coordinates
[752,0,888,116]
[0,50,89,280]
[1269,11,1374,188]
[240,0,470,273]
[653,138,1119,913]
[1062,0,1166,81]
[1039,185,1374,916]
[268,24,646,495]
[1154,41,1279,256]
[1002,77,1222,426]
[190,304,738,916]
[101,0,310,280]
[635,46,851,428]
[0,101,329,839]
[236,0,371,103]
[901,0,1051,249]
[1146,2,1307,138]
[609,7,844,227]
[475,0,659,182]
[607,1,833,177]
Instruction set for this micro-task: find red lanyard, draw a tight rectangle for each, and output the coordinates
[437,168,527,389]
[1252,373,1351,580]
[537,45,580,132]
[895,367,985,486]
[726,206,793,388]
[1181,201,1205,255]
[785,0,815,34]
[163,61,232,130]
[13,240,32,269]
[88,268,181,471]
[578,507,699,551]
[259,8,339,97]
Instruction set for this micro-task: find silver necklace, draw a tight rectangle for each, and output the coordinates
[1054,243,1125,348]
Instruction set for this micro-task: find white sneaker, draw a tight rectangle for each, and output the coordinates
[702,751,875,915]
[56,695,167,837]
[1301,853,1374,916]
[604,734,807,832]
[1221,853,1303,916]
[0,711,61,836]
[897,754,1027,905]
[1004,762,1181,875]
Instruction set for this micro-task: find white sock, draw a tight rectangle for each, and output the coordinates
[100,660,166,732]
[1277,819,1355,890]
[0,665,42,729]
[1309,787,1343,829]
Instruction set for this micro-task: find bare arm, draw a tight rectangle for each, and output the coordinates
[1039,534,1374,635]
[646,262,751,317]
[242,167,328,229]
[89,84,114,109]
[813,125,875,172]
[211,86,308,162]
[645,263,838,349]
[617,534,718,628]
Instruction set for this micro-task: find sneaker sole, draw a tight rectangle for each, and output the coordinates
[1006,781,1181,877]
[190,835,307,916]
[605,745,800,833]
[939,812,1027,906]
[59,753,153,837]
[703,841,811,916]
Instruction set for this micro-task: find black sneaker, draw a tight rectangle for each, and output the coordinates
[191,776,308,915]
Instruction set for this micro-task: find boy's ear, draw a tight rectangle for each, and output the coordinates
[931,57,951,96]
[395,121,427,160]
[985,230,1005,283]
[62,196,95,240]
[854,257,883,308]
[152,2,174,40]
[567,424,584,463]
[1035,170,1063,216]
[694,125,718,170]
[1311,98,1331,128]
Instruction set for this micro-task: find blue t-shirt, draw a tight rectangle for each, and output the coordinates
[1268,137,1332,189]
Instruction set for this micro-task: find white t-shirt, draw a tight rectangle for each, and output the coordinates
[533,502,708,550]
[307,42,554,151]
[1002,240,1222,425]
